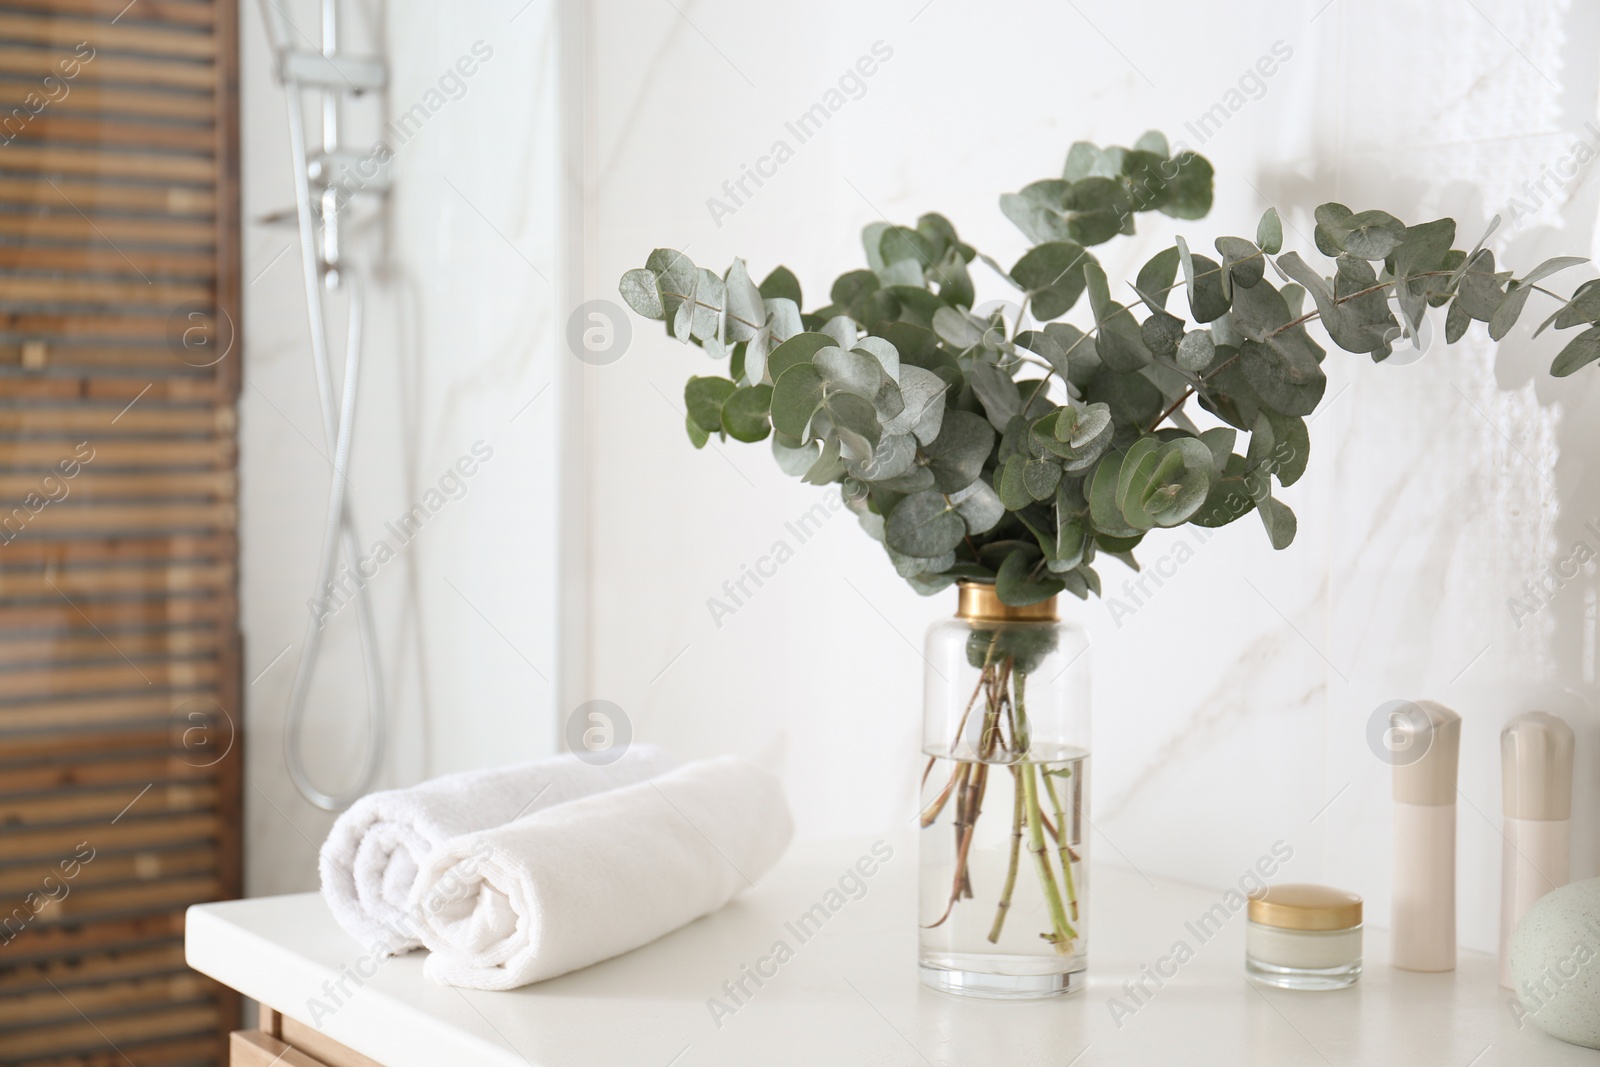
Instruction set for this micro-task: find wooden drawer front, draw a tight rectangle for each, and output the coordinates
[231,1029,335,1067]
[232,1012,390,1067]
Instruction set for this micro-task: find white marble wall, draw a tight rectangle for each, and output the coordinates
[578,0,1600,953]
[239,0,563,895]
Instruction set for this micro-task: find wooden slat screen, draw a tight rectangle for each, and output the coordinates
[0,0,241,1064]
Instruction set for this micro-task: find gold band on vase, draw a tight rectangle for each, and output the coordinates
[955,580,1058,623]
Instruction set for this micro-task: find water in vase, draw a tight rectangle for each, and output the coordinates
[918,746,1088,997]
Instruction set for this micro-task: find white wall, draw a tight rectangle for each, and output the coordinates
[240,0,564,895]
[578,0,1600,953]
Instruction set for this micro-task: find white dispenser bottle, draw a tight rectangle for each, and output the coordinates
[1498,711,1575,988]
[1392,700,1461,972]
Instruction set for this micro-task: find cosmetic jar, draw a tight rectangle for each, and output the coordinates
[1246,884,1363,990]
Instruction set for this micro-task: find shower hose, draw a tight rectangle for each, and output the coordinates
[278,83,387,812]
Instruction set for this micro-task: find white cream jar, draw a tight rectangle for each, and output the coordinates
[1246,884,1363,990]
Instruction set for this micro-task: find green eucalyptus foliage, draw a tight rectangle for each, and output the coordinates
[619,132,1594,606]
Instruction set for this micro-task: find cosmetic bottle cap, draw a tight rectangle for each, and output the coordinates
[1248,883,1363,931]
[1501,711,1575,821]
[1392,700,1462,806]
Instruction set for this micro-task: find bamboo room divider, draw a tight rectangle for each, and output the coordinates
[0,1,242,1064]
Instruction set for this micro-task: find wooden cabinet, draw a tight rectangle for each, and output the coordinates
[232,1008,388,1067]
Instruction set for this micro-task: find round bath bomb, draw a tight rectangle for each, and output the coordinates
[1510,877,1600,1048]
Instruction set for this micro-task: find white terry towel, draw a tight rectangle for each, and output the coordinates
[410,756,793,990]
[319,745,677,955]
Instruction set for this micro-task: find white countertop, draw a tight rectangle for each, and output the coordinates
[187,837,1596,1066]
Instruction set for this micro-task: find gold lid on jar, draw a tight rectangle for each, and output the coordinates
[1247,884,1363,931]
[956,581,1057,623]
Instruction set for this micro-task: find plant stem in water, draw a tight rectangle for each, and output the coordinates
[1021,760,1076,951]
[1044,768,1080,923]
[1015,667,1075,951]
[987,765,1024,944]
[923,638,997,787]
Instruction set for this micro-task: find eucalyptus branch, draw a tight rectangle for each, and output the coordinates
[618,130,1593,612]
[1145,350,1241,432]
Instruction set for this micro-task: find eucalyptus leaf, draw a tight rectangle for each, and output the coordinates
[951,479,1005,534]
[874,466,938,493]
[850,432,918,482]
[1544,279,1600,333]
[880,364,948,443]
[932,306,988,350]
[619,268,664,319]
[770,364,825,438]
[1024,456,1062,501]
[1095,302,1153,372]
[885,490,966,558]
[1070,403,1113,449]
[815,346,883,400]
[924,409,995,493]
[996,548,1065,605]
[772,434,820,476]
[1053,517,1088,571]
[1445,297,1471,343]
[1216,236,1265,291]
[759,265,802,306]
[646,248,698,325]
[1012,242,1091,320]
[767,332,835,382]
[1141,311,1185,357]
[1392,218,1455,281]
[1318,205,1405,260]
[1136,246,1181,311]
[685,376,736,435]
[721,384,773,442]
[1175,237,1231,322]
[969,360,1022,430]
[1088,449,1139,537]
[1521,256,1588,286]
[879,259,924,288]
[803,434,846,484]
[1263,411,1310,486]
[684,413,708,449]
[1199,426,1236,471]
[1553,325,1600,376]
[1258,495,1297,549]
[879,226,934,270]
[1159,152,1214,219]
[722,258,765,343]
[1257,208,1283,255]
[689,268,725,342]
[822,391,883,461]
[1063,142,1108,181]
[996,453,1032,510]
[1239,339,1326,417]
[930,246,975,309]
[1000,180,1075,245]
[853,336,901,381]
[1456,249,1505,322]
[1489,284,1532,342]
[1176,329,1215,372]
[1042,323,1098,385]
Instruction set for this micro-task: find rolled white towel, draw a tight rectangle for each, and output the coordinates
[410,756,793,989]
[319,745,677,955]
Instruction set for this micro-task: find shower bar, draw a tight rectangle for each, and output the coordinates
[259,0,391,811]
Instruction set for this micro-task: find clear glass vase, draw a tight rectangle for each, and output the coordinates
[918,580,1091,998]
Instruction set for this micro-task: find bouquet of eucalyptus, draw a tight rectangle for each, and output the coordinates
[620,134,1592,970]
[619,131,1593,607]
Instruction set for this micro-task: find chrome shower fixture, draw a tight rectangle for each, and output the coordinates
[260,0,390,811]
